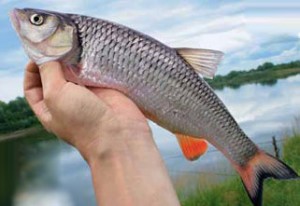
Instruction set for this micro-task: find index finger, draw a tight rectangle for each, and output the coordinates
[39,61,67,99]
[24,61,40,90]
[24,61,43,106]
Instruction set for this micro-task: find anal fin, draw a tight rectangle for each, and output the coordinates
[175,133,208,161]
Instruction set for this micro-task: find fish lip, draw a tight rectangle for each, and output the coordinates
[9,8,22,31]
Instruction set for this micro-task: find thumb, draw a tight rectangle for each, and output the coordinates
[39,61,67,99]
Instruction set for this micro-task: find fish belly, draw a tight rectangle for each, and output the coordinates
[71,13,257,166]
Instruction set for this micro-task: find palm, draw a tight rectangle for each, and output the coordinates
[24,61,151,152]
[89,88,148,125]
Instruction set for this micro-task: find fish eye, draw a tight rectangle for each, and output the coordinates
[30,14,44,26]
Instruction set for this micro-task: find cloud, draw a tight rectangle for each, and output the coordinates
[0,75,23,102]
[26,0,87,12]
[0,48,28,102]
[1,48,27,66]
[245,1,300,10]
[247,35,298,60]
[0,48,28,75]
[1,0,300,101]
[246,16,300,25]
[261,35,299,47]
[221,35,300,73]
[168,27,252,53]
[215,74,300,139]
[112,2,249,53]
[0,0,17,5]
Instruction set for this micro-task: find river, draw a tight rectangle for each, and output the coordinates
[2,74,300,206]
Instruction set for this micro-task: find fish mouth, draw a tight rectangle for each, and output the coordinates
[9,8,23,31]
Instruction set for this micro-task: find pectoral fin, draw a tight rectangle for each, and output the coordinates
[175,133,208,161]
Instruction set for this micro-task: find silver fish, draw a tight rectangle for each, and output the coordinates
[10,8,298,206]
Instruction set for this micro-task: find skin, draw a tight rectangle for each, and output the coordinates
[24,61,180,206]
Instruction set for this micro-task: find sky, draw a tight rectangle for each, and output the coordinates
[0,0,300,102]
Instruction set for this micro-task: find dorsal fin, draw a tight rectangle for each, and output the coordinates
[176,48,223,79]
[175,133,208,161]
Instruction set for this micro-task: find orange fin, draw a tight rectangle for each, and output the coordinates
[175,133,208,161]
[236,150,299,206]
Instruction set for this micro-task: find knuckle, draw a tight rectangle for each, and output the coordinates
[60,82,75,95]
[43,90,57,105]
[43,94,52,105]
[40,116,54,134]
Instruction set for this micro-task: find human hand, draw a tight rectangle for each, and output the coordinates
[24,61,151,160]
[24,61,180,206]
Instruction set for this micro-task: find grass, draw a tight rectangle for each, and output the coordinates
[178,134,300,206]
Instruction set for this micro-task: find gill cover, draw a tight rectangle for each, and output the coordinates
[43,24,75,57]
[10,8,77,65]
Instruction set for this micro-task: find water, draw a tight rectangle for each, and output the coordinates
[2,75,300,206]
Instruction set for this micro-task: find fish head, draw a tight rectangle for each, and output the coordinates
[9,8,79,65]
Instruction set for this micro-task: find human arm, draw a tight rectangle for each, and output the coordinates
[23,61,180,206]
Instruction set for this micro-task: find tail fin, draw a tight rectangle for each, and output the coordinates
[236,150,299,206]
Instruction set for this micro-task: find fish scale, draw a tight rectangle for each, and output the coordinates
[69,14,258,165]
[11,9,298,206]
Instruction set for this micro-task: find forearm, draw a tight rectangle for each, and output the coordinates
[23,61,179,205]
[86,129,180,206]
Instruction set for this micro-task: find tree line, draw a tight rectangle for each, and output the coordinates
[1,60,300,134]
[205,60,300,90]
[0,97,39,133]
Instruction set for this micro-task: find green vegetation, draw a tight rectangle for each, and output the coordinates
[1,60,300,134]
[0,97,39,134]
[0,128,56,205]
[206,61,300,90]
[178,134,300,206]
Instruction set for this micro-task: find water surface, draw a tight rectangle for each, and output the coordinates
[3,75,300,206]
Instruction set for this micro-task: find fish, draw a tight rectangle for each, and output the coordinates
[10,8,299,206]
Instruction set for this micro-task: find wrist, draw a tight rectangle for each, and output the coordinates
[84,123,180,206]
[79,121,154,165]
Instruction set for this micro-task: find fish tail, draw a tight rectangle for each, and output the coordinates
[236,150,299,206]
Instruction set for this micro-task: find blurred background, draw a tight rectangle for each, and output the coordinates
[0,0,299,206]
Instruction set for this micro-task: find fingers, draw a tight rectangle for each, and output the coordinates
[89,87,135,107]
[24,61,66,119]
[24,61,43,107]
[25,61,39,73]
[23,61,53,129]
[89,87,145,120]
[39,61,67,101]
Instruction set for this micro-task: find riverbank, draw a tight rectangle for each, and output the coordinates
[178,133,300,206]
[1,61,299,134]
[0,126,44,142]
[206,61,300,90]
